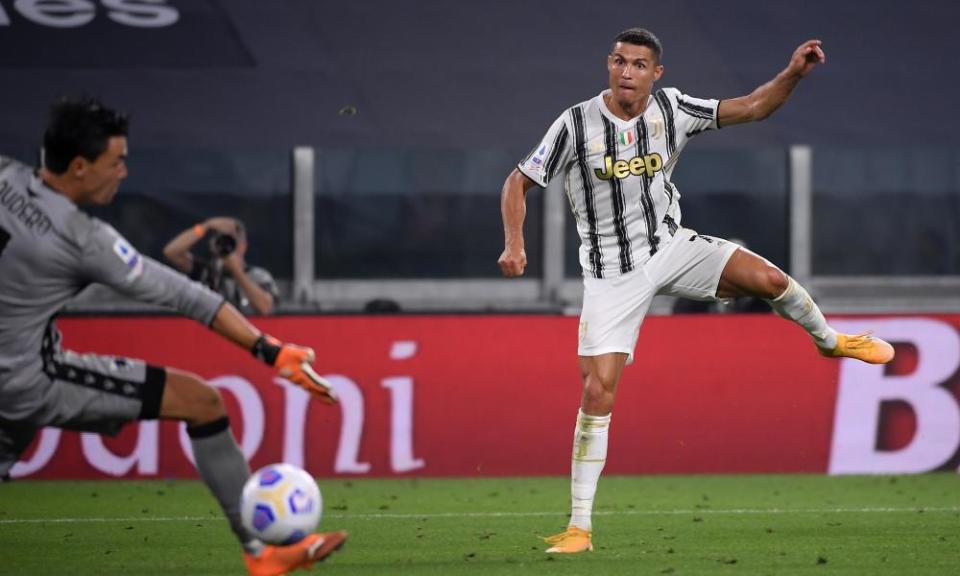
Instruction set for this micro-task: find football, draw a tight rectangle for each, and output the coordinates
[240,463,323,545]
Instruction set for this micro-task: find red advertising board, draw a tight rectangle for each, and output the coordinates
[11,314,960,479]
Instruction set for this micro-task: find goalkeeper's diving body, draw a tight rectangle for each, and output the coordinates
[0,97,344,576]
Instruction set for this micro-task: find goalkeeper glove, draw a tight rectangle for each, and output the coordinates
[251,335,338,404]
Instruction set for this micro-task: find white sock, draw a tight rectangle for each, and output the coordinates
[767,276,837,350]
[569,409,610,532]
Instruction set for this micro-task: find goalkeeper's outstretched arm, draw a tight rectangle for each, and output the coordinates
[211,303,338,404]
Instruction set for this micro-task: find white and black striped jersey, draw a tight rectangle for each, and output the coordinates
[518,88,719,278]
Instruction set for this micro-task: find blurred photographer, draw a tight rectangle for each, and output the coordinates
[164,217,278,315]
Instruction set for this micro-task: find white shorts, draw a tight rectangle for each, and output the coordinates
[578,227,739,364]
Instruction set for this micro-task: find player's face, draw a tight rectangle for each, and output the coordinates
[607,43,663,107]
[78,136,128,205]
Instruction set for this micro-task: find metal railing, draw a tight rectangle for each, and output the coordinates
[65,144,960,314]
[288,145,960,314]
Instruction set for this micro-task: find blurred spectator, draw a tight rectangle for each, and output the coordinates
[672,239,770,315]
[163,217,278,315]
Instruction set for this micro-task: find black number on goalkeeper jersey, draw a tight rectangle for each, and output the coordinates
[0,225,10,258]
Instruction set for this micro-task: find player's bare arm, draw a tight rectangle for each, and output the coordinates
[210,299,262,349]
[498,168,537,277]
[717,39,825,127]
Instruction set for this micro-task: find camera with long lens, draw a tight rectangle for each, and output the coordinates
[211,233,237,257]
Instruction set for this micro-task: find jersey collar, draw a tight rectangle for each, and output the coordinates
[597,89,654,126]
[29,172,74,207]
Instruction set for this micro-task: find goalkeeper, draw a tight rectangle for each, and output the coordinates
[0,97,344,575]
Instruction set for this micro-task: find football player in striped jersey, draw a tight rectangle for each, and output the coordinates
[498,28,894,554]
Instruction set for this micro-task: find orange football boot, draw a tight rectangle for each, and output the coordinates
[543,526,593,553]
[244,531,347,576]
[818,332,895,364]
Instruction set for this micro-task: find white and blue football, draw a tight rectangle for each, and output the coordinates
[240,463,322,545]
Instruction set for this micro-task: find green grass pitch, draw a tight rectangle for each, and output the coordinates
[1,474,957,575]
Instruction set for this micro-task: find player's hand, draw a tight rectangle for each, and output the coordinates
[788,39,825,78]
[498,245,527,277]
[275,344,338,404]
[252,335,338,404]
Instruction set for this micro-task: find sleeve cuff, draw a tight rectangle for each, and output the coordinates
[516,163,546,188]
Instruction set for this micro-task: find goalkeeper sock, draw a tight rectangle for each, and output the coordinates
[569,409,611,532]
[766,276,837,350]
[188,417,262,554]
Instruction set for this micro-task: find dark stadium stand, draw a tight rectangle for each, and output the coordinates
[0,0,956,151]
[1,0,958,287]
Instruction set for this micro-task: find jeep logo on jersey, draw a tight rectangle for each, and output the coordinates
[594,153,664,181]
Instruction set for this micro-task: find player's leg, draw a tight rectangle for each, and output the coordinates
[566,352,627,542]
[579,351,629,416]
[29,339,256,551]
[715,245,787,300]
[26,341,342,574]
[546,352,626,554]
[159,368,260,553]
[162,370,347,574]
[33,348,253,548]
[546,270,654,553]
[717,246,894,364]
[717,246,834,345]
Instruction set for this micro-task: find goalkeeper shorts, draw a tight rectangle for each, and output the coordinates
[0,347,165,477]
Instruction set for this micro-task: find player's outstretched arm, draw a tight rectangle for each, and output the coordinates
[717,39,826,127]
[498,168,537,278]
[210,303,337,404]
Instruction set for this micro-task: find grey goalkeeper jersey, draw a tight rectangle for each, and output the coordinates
[0,156,224,396]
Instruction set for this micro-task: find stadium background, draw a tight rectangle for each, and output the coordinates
[2,0,960,480]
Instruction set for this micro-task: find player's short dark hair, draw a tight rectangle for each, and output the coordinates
[613,28,663,62]
[43,97,129,174]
